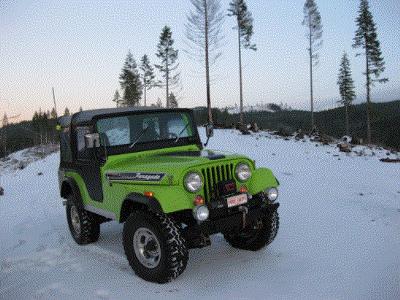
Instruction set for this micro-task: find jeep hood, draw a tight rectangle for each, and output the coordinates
[104,149,249,185]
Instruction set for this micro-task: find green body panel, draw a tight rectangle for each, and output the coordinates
[247,168,279,195]
[63,144,278,221]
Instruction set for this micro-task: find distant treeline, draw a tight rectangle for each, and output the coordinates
[0,111,58,158]
[193,100,400,150]
[1,100,399,158]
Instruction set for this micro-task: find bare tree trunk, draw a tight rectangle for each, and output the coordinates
[238,20,244,125]
[308,20,314,132]
[144,86,147,106]
[365,49,371,144]
[166,58,169,108]
[204,0,213,124]
[52,87,58,118]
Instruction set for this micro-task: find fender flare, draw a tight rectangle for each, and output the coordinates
[120,193,163,222]
[248,168,279,195]
[60,178,84,208]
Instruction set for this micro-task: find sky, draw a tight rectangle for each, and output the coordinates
[1,0,400,121]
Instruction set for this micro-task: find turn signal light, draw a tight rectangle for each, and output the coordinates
[144,191,154,198]
[239,185,248,193]
[193,195,205,206]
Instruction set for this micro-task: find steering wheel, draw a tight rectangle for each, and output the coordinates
[168,132,178,139]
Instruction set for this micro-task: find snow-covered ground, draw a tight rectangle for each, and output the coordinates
[0,130,399,299]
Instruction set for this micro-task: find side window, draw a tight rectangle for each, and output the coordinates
[76,126,91,159]
[60,128,72,162]
[97,116,130,146]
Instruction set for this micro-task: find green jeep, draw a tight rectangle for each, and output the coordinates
[58,107,280,283]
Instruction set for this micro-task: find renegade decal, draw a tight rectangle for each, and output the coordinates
[106,172,165,182]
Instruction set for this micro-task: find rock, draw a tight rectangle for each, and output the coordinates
[0,186,4,196]
[249,122,259,133]
[18,161,28,170]
[38,172,43,176]
[338,142,352,153]
[320,134,334,145]
[295,130,305,140]
[238,123,251,135]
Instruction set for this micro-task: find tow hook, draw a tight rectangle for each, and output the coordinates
[238,206,249,229]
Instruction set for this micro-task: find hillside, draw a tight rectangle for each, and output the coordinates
[0,129,399,299]
[194,100,400,149]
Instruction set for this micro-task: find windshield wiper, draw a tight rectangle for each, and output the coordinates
[174,122,191,143]
[129,126,149,149]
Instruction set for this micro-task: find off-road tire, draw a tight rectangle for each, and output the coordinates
[66,195,100,245]
[224,210,279,251]
[123,211,188,283]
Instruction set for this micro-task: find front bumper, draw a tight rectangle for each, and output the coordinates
[201,202,279,235]
[182,198,279,249]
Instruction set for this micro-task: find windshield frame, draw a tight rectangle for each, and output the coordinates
[92,109,202,155]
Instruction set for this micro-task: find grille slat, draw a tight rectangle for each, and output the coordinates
[201,163,235,202]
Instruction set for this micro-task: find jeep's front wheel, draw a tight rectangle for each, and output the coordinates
[66,196,100,245]
[224,210,279,251]
[123,211,188,283]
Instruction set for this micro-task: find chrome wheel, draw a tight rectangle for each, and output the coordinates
[70,205,81,235]
[133,227,161,269]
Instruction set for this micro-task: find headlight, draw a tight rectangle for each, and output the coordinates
[235,163,252,181]
[193,205,209,221]
[266,187,279,202]
[185,172,203,193]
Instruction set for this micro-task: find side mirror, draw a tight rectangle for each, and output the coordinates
[206,124,214,138]
[85,133,100,149]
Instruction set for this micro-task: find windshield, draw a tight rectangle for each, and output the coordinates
[96,111,196,148]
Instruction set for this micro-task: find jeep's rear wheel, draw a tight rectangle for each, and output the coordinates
[224,210,279,251]
[123,211,188,283]
[66,195,100,245]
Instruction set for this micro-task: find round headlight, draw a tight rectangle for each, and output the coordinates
[185,172,203,193]
[266,187,279,202]
[235,163,252,181]
[193,205,209,221]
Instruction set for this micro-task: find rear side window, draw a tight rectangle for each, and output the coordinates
[76,126,91,159]
[60,128,72,162]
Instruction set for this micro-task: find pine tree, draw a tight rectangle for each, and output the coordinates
[302,0,323,131]
[155,26,180,108]
[156,98,163,108]
[64,107,70,116]
[119,51,143,107]
[50,107,57,119]
[2,113,8,128]
[185,0,225,124]
[112,90,121,107]
[140,55,156,107]
[79,106,83,112]
[228,0,256,125]
[337,52,356,136]
[168,92,178,108]
[353,0,388,144]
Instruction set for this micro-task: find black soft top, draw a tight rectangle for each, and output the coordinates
[58,107,193,127]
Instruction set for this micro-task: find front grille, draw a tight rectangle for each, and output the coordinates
[201,163,235,202]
